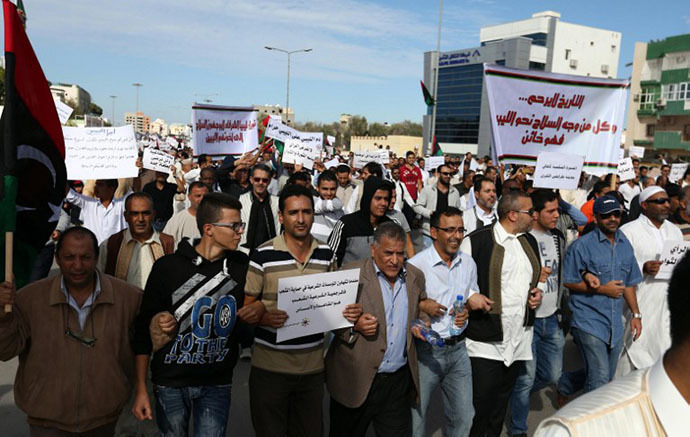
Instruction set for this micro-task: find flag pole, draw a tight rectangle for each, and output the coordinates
[428,0,443,156]
[4,231,11,313]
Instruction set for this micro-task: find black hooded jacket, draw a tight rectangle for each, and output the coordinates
[327,177,393,266]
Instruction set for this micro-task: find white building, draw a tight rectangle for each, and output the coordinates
[50,83,91,114]
[169,123,192,137]
[480,11,620,78]
[253,104,294,124]
[149,118,169,136]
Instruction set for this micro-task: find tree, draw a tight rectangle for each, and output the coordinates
[88,102,103,116]
[388,120,423,136]
[368,122,388,137]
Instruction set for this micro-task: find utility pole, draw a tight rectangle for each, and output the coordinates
[428,0,443,155]
[265,47,312,125]
[109,95,117,126]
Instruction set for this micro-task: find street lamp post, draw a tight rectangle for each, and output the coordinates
[132,83,143,114]
[429,0,443,155]
[109,95,117,126]
[264,46,312,124]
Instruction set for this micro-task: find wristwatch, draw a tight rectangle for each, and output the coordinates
[632,313,642,319]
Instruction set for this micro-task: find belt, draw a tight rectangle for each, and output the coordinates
[442,331,466,346]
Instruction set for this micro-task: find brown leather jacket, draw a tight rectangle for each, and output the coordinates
[0,273,142,433]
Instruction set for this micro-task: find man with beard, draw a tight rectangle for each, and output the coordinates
[329,177,393,267]
[163,181,209,248]
[463,177,498,235]
[414,164,461,248]
[670,185,690,240]
[239,164,279,254]
[509,189,566,436]
[616,186,683,377]
[459,191,544,437]
[557,195,642,403]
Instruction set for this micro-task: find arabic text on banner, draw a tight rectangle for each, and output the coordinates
[192,105,258,156]
[424,156,445,171]
[143,148,175,174]
[265,118,323,151]
[276,269,360,343]
[657,241,690,280]
[533,152,585,190]
[352,150,389,168]
[617,157,636,182]
[484,64,629,176]
[669,163,689,183]
[64,125,139,180]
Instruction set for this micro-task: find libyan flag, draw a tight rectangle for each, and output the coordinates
[0,0,67,288]
[420,80,435,107]
[431,135,443,156]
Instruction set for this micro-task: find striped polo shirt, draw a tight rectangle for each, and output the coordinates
[246,233,337,374]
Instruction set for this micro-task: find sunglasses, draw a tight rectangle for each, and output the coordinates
[65,327,97,348]
[440,172,453,176]
[599,210,622,219]
[645,198,670,205]
[514,209,535,216]
[252,177,270,184]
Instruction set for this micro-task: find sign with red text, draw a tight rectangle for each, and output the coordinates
[192,105,258,155]
[485,64,628,176]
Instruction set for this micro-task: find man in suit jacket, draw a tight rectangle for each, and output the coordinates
[326,221,430,437]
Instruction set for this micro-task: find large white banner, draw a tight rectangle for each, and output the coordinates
[484,64,629,176]
[352,150,389,168]
[265,118,323,151]
[64,125,139,179]
[192,105,258,155]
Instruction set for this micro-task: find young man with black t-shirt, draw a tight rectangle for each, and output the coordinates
[132,193,253,436]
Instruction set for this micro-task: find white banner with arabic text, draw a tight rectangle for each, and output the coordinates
[484,64,628,176]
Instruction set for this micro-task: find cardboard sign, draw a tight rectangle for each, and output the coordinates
[533,152,585,190]
[669,163,689,184]
[143,148,175,174]
[54,99,73,125]
[617,157,636,182]
[63,125,138,179]
[424,156,445,172]
[657,241,690,280]
[628,146,645,158]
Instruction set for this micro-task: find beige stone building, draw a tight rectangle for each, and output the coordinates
[349,135,423,157]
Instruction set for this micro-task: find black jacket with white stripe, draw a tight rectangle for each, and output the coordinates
[133,238,249,387]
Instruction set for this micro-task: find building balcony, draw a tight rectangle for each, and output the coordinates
[653,131,690,150]
[640,80,660,87]
[633,139,653,146]
[636,108,657,117]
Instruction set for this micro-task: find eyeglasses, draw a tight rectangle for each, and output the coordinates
[65,327,97,348]
[645,198,670,205]
[252,177,270,184]
[513,209,535,216]
[440,172,453,176]
[599,210,622,219]
[211,222,246,232]
[434,226,466,235]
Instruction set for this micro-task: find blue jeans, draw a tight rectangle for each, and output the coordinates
[509,314,564,434]
[557,327,623,396]
[154,384,231,437]
[411,338,474,437]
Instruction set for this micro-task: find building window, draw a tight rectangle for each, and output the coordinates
[640,88,656,110]
[646,124,655,137]
[521,32,548,46]
[662,84,678,101]
[565,49,571,60]
[611,45,616,53]
[684,125,690,142]
[529,62,546,71]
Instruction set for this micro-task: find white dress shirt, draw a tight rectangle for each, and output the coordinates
[649,359,690,437]
[463,204,498,234]
[97,228,163,290]
[408,246,479,338]
[460,223,535,366]
[65,189,129,245]
[619,216,683,370]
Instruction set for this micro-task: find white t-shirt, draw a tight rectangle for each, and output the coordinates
[531,229,560,318]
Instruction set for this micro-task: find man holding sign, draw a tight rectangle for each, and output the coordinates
[617,186,683,377]
[242,185,362,437]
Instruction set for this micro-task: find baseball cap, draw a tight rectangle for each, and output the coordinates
[593,195,621,215]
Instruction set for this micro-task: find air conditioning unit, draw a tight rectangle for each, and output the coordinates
[656,98,667,107]
[601,64,609,74]
[569,59,578,68]
[633,94,640,102]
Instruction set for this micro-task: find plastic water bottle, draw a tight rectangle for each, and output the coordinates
[411,319,445,347]
[449,295,464,336]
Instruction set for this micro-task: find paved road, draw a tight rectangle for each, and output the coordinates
[0,337,582,436]
[0,230,583,436]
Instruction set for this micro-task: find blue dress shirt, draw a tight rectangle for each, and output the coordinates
[563,227,642,347]
[374,263,409,373]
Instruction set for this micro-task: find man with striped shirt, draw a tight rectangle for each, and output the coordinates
[242,184,362,437]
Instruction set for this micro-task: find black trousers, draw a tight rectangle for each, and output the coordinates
[329,364,412,437]
[249,366,324,437]
[29,422,117,437]
[469,357,523,437]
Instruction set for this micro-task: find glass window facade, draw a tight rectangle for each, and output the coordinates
[434,64,483,144]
